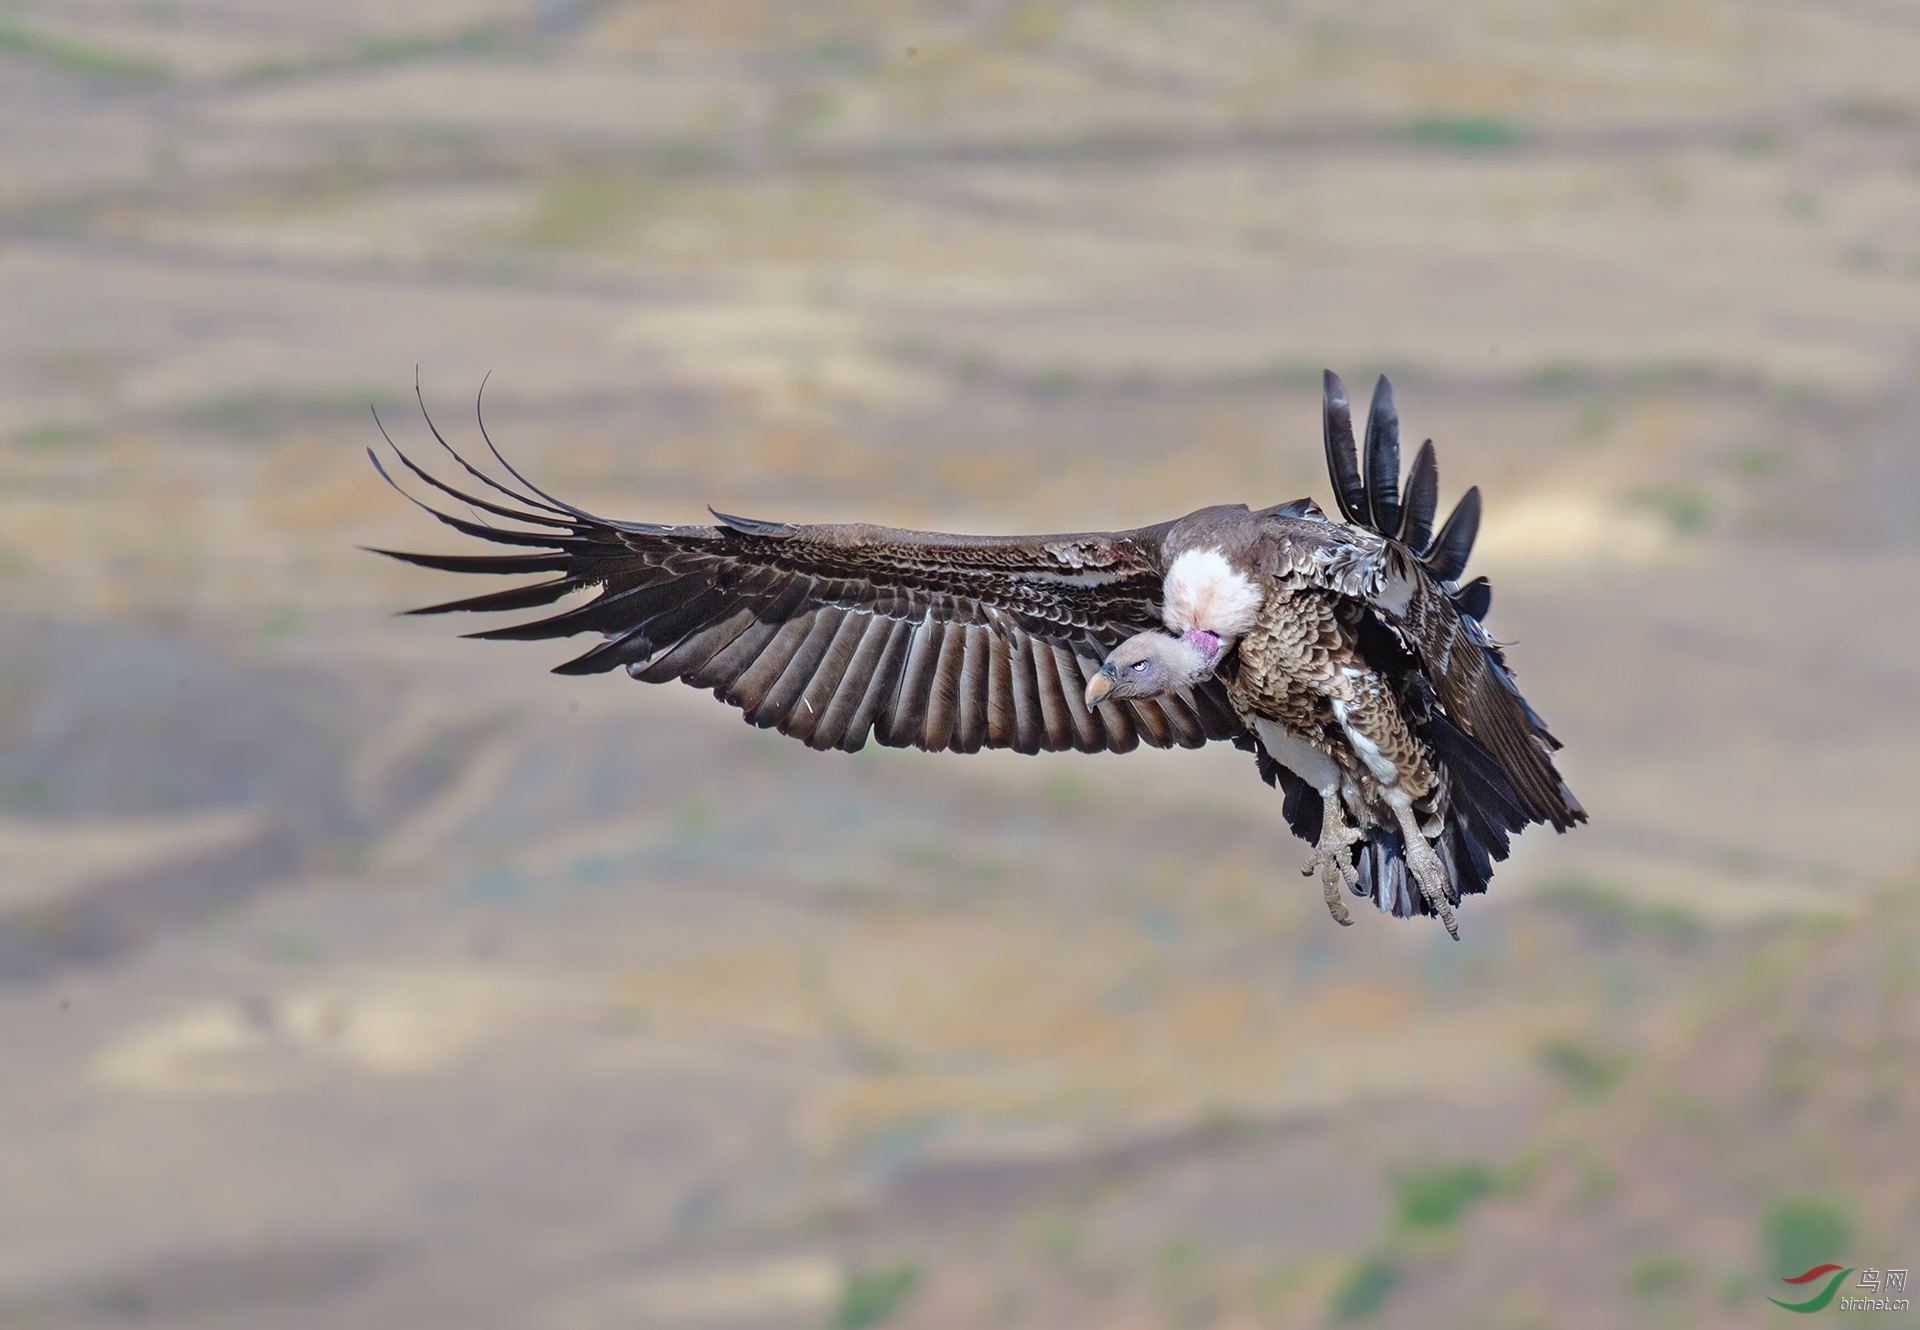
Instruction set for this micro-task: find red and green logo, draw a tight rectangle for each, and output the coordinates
[1769,1263,1854,1313]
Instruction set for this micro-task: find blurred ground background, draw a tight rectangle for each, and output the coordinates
[3,2,1919,1327]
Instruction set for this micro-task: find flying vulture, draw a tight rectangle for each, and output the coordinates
[370,371,1584,935]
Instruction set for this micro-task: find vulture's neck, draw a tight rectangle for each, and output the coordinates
[1162,549,1261,639]
[1181,628,1223,667]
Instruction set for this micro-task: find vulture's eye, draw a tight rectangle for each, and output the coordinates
[1129,660,1151,673]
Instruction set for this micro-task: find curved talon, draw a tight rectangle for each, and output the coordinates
[1304,808,1363,927]
[1391,800,1460,939]
[1303,843,1360,890]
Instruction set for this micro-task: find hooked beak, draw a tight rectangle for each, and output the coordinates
[1084,662,1116,711]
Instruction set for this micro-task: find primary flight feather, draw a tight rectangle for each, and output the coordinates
[371,371,1584,935]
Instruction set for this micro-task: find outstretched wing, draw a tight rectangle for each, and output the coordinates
[369,394,1243,756]
[1316,369,1584,835]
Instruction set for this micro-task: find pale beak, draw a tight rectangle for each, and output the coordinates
[1084,663,1116,711]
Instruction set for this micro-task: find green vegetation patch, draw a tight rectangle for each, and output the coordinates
[0,20,172,83]
[1021,1206,1085,1265]
[173,387,397,440]
[1329,1250,1402,1322]
[13,420,103,451]
[1400,114,1529,150]
[351,25,509,67]
[1537,1037,1631,1099]
[1729,444,1788,478]
[1574,398,1615,441]
[1762,1197,1853,1278]
[827,1262,921,1330]
[1570,1153,1618,1210]
[234,21,512,84]
[1635,479,1712,537]
[514,171,670,249]
[1538,875,1709,941]
[1393,1161,1499,1231]
[1631,1252,1694,1299]
[1523,360,1588,392]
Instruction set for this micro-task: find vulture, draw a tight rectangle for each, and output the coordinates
[370,371,1584,935]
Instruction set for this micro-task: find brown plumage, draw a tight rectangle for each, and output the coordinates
[371,372,1583,935]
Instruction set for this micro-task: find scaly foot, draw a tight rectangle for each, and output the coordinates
[1390,799,1458,939]
[1302,800,1363,926]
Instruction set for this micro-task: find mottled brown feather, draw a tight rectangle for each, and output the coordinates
[804,616,886,750]
[754,611,844,730]
[1001,632,1042,755]
[882,619,943,746]
[684,580,810,691]
[629,605,756,684]
[922,622,968,752]
[726,614,819,719]
[985,630,1018,751]
[780,612,869,745]
[839,618,915,753]
[953,625,990,755]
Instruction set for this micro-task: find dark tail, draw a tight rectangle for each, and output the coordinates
[1324,366,1583,823]
[1322,369,1485,608]
[1318,371,1585,920]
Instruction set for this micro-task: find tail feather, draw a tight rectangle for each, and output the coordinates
[1354,827,1413,918]
[1420,711,1526,843]
[1319,371,1483,596]
[1454,575,1492,622]
[1321,370,1367,525]
[1347,795,1498,921]
[1440,810,1496,904]
[1362,376,1402,535]
[1424,487,1481,583]
[1397,440,1439,553]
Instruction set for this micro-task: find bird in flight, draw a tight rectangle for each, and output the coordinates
[371,371,1583,935]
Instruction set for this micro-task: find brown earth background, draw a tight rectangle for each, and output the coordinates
[3,2,1919,1327]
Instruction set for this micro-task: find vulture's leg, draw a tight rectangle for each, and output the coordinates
[1302,790,1361,926]
[1326,682,1458,936]
[1253,721,1358,926]
[1388,794,1458,939]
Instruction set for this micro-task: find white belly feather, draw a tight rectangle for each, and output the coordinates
[1254,718,1340,791]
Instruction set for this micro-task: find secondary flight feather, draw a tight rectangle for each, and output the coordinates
[370,371,1584,935]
